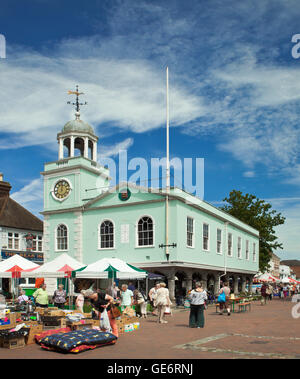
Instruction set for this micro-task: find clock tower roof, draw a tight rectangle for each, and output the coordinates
[62,118,95,136]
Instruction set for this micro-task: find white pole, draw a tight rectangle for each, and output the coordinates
[165,67,170,260]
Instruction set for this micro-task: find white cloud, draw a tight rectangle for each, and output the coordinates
[10,177,43,218]
[99,138,134,158]
[243,171,255,178]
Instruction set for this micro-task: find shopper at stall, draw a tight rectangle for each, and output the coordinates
[133,289,147,318]
[52,284,67,309]
[149,282,160,316]
[17,290,29,304]
[87,289,118,337]
[75,290,85,313]
[155,282,171,324]
[33,283,49,308]
[188,281,207,328]
[120,284,134,311]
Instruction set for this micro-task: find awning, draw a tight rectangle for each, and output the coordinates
[74,258,147,279]
[21,253,85,278]
[0,254,39,278]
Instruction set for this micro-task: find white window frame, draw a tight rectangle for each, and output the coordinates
[245,240,249,260]
[202,223,210,251]
[32,235,43,252]
[135,215,155,248]
[98,219,115,250]
[7,232,19,250]
[237,236,242,259]
[216,228,222,254]
[55,224,69,252]
[186,217,194,248]
[227,232,233,257]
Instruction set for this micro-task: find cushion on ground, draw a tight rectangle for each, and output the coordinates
[40,328,117,352]
[35,327,72,344]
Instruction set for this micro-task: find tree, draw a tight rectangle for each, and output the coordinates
[220,190,285,273]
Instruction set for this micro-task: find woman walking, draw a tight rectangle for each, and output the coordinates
[155,282,171,324]
[188,282,207,328]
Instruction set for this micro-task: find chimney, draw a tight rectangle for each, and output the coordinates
[0,174,11,198]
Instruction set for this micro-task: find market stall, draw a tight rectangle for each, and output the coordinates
[0,254,40,301]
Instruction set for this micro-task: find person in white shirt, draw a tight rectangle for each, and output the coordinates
[188,282,207,328]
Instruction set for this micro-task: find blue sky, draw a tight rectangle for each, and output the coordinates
[1,0,300,260]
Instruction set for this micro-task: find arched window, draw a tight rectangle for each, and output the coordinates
[137,216,154,246]
[56,224,68,251]
[100,220,114,249]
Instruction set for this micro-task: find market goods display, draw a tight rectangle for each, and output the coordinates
[40,328,117,353]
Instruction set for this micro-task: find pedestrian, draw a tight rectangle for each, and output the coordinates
[17,290,29,304]
[128,281,136,292]
[149,282,160,315]
[218,282,231,316]
[75,290,85,313]
[33,283,49,308]
[110,282,121,300]
[155,282,171,324]
[283,285,289,299]
[261,283,268,305]
[188,281,207,328]
[52,284,67,309]
[267,284,273,301]
[120,284,134,311]
[133,289,147,318]
[86,289,118,337]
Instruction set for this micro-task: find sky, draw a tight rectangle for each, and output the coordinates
[0,0,300,260]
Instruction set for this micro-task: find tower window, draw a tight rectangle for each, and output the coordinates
[56,224,68,251]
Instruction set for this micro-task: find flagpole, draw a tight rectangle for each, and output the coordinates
[165,66,170,261]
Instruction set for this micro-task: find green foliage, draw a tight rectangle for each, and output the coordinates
[220,190,285,272]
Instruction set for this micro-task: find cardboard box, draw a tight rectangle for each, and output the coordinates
[24,325,43,345]
[67,320,94,331]
[2,336,25,349]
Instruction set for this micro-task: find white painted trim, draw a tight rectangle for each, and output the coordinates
[55,223,69,252]
[98,219,115,250]
[135,214,155,248]
[202,222,210,252]
[216,228,223,255]
[186,216,195,248]
[51,177,73,202]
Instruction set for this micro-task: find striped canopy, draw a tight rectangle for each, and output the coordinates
[73,258,147,279]
[0,254,39,278]
[21,253,85,278]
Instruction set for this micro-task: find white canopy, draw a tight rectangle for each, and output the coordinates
[74,257,147,279]
[0,254,39,278]
[21,253,85,278]
[281,277,291,284]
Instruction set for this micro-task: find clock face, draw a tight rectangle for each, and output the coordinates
[53,180,71,200]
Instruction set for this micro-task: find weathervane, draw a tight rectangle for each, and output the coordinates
[67,85,87,119]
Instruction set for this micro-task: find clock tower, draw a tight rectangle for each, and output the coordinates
[41,87,111,262]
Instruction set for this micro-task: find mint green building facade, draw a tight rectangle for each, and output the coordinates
[42,113,259,300]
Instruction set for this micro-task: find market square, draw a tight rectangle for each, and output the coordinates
[1,0,300,365]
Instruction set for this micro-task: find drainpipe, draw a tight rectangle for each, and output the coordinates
[218,221,229,289]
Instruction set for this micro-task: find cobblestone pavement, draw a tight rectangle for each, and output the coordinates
[1,298,299,359]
